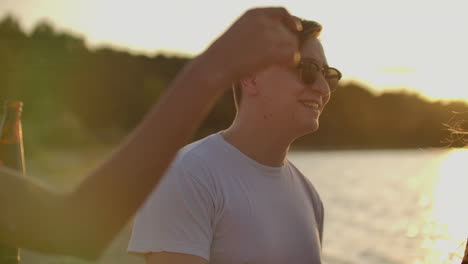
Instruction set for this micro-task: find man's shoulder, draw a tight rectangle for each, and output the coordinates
[287,160,322,200]
[180,134,219,157]
[171,133,223,173]
[286,160,324,224]
[286,160,306,178]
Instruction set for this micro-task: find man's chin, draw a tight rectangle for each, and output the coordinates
[308,119,320,131]
[296,121,319,137]
[307,125,319,134]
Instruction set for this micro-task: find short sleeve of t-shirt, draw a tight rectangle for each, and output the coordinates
[127,153,215,260]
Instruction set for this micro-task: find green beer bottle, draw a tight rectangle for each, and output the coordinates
[0,101,26,264]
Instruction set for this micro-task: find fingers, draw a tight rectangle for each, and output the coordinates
[262,7,302,67]
[283,14,303,34]
[293,51,301,65]
[251,7,303,33]
[270,17,301,67]
[271,46,301,68]
[293,17,303,32]
[201,6,303,83]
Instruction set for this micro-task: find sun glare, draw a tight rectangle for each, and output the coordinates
[425,149,468,263]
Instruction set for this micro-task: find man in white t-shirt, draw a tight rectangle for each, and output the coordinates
[128,12,342,264]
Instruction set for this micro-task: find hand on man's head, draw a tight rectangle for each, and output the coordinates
[201,7,303,84]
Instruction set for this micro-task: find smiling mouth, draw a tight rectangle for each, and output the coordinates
[300,101,320,111]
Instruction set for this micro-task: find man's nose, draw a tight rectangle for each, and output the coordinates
[309,74,330,95]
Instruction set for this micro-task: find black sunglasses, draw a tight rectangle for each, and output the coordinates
[295,58,342,92]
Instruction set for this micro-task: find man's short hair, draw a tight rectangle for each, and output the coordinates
[232,19,323,111]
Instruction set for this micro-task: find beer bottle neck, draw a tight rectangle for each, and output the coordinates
[2,101,23,122]
[3,109,21,121]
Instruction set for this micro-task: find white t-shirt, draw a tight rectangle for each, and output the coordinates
[128,132,324,264]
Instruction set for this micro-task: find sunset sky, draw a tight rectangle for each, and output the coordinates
[1,0,468,100]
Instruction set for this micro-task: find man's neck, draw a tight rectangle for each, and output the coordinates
[221,122,293,167]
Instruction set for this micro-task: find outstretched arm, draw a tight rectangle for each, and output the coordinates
[0,7,301,260]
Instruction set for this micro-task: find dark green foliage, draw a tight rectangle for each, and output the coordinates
[0,14,467,155]
[294,83,468,149]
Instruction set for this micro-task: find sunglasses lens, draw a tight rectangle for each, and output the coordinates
[325,68,341,91]
[301,69,318,85]
[297,62,341,91]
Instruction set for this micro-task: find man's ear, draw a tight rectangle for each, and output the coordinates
[239,75,258,96]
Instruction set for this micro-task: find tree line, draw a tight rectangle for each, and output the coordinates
[0,14,467,157]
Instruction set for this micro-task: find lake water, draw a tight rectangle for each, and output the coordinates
[289,149,468,264]
[22,148,468,264]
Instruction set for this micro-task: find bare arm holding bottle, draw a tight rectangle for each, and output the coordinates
[0,7,302,260]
